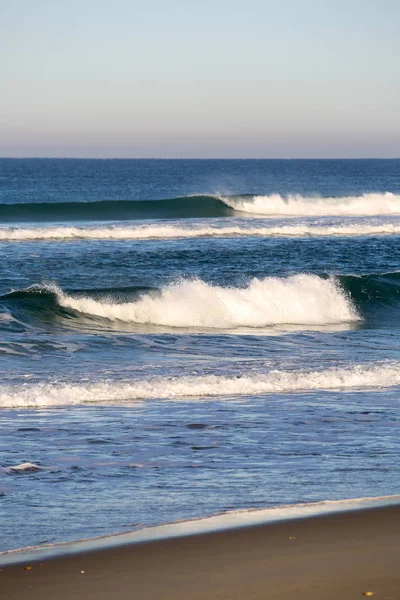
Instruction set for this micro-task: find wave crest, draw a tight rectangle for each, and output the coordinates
[1,192,399,223]
[223,192,400,217]
[51,275,358,328]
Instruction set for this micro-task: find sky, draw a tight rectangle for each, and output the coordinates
[1,0,399,158]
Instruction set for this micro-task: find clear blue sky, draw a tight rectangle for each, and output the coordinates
[1,0,399,157]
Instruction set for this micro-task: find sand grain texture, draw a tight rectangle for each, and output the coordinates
[1,505,399,599]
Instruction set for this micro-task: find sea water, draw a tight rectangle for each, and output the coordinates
[0,159,399,551]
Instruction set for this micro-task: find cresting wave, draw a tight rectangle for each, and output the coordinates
[223,192,400,216]
[1,192,400,223]
[2,222,400,241]
[1,362,400,407]
[6,275,358,328]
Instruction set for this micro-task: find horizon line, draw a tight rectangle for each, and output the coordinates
[1,156,399,161]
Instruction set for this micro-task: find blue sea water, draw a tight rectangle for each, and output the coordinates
[0,159,399,552]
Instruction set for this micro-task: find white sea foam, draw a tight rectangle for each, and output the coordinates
[1,221,400,241]
[1,362,400,407]
[6,462,41,473]
[222,192,400,217]
[53,275,358,328]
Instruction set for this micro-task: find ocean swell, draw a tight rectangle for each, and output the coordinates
[0,196,230,223]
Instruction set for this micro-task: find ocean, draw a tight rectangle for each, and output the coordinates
[0,158,399,552]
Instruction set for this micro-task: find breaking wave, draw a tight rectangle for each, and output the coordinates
[1,362,400,407]
[223,192,400,217]
[2,222,400,241]
[1,192,400,223]
[2,275,358,329]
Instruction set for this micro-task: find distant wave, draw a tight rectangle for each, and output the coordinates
[0,196,231,223]
[2,275,358,329]
[1,192,400,223]
[1,361,400,407]
[2,222,400,241]
[223,192,400,216]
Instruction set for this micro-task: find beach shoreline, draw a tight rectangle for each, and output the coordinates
[1,502,399,599]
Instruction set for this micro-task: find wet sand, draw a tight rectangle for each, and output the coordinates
[1,504,399,599]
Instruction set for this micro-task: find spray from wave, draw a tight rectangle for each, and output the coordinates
[1,362,399,407]
[222,192,400,217]
[35,275,359,328]
[2,222,400,241]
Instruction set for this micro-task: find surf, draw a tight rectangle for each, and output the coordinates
[2,221,400,241]
[1,192,400,224]
[5,272,400,334]
[2,275,359,329]
[1,361,400,407]
[222,192,400,217]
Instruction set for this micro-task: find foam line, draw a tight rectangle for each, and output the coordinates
[1,222,400,241]
[1,362,400,407]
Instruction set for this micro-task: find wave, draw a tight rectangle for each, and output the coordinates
[2,275,358,329]
[223,192,400,217]
[4,272,400,332]
[0,196,231,223]
[2,222,400,241]
[1,362,400,407]
[339,272,400,308]
[1,192,399,223]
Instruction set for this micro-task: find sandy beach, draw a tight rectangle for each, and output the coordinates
[2,0,400,593]
[1,503,399,599]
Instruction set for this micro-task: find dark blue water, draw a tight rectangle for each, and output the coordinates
[0,159,399,552]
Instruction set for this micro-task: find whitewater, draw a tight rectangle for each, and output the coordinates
[28,274,359,328]
[2,220,400,241]
[1,158,400,553]
[223,192,400,216]
[1,362,399,408]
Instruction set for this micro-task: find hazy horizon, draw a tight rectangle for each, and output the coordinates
[1,156,400,160]
[2,0,399,158]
